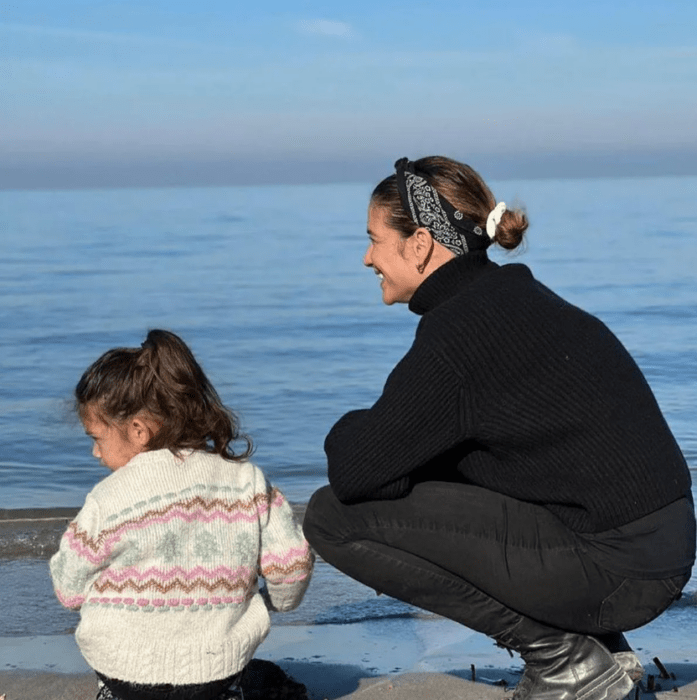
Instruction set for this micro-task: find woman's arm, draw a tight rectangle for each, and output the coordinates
[325,339,468,503]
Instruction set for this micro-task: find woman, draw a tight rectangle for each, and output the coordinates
[303,157,695,700]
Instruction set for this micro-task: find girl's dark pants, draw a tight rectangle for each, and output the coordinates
[303,482,687,644]
[96,671,242,700]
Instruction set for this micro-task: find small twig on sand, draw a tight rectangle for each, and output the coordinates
[653,657,671,680]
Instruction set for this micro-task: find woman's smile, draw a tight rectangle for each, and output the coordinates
[364,207,422,305]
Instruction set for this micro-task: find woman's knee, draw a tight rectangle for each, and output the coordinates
[303,485,390,561]
[303,485,345,548]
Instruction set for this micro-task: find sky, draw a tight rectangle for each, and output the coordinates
[1,0,696,189]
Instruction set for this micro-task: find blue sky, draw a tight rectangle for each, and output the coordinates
[2,0,696,188]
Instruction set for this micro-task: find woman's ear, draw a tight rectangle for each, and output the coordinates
[411,227,435,273]
[411,227,433,257]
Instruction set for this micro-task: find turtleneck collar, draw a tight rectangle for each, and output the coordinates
[408,251,498,316]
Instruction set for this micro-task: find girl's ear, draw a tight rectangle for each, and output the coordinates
[129,416,155,447]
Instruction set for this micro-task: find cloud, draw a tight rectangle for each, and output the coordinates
[296,19,353,38]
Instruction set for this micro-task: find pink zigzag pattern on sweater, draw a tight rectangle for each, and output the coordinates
[65,493,288,564]
[66,508,263,557]
[97,565,255,583]
[260,547,313,585]
[259,545,311,568]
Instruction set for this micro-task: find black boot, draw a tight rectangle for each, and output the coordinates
[496,620,636,700]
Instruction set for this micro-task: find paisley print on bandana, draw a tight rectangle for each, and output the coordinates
[403,170,470,256]
[394,157,491,256]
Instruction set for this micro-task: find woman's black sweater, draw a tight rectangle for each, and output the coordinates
[325,253,692,534]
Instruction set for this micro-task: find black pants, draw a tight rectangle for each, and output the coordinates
[96,671,243,700]
[303,483,688,639]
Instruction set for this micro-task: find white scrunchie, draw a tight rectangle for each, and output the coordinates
[486,202,507,240]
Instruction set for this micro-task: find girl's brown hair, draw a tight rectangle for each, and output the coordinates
[75,329,253,461]
[370,156,529,250]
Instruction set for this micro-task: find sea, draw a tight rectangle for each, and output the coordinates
[1,175,696,641]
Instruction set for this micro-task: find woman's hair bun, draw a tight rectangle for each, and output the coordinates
[494,207,529,250]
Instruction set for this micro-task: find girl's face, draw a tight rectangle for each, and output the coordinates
[82,408,146,472]
[364,206,423,305]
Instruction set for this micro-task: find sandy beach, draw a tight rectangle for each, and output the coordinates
[3,611,697,700]
[2,509,696,700]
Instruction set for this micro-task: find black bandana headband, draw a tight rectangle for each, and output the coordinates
[394,157,491,256]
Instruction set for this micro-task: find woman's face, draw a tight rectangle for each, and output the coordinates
[364,206,423,305]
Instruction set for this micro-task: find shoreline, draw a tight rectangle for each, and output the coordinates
[0,506,307,559]
[0,508,79,561]
[2,619,697,700]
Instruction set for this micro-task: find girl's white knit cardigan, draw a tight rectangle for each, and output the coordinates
[50,449,314,685]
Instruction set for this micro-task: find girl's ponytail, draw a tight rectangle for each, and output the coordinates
[76,330,253,461]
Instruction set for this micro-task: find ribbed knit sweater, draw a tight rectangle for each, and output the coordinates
[326,253,692,533]
[50,449,314,685]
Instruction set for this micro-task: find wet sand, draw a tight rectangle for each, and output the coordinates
[2,619,697,700]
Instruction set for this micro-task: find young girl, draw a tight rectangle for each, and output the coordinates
[50,329,314,700]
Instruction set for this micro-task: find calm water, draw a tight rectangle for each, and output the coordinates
[1,176,696,637]
[1,176,696,541]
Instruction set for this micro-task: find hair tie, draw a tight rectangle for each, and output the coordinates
[486,202,507,240]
